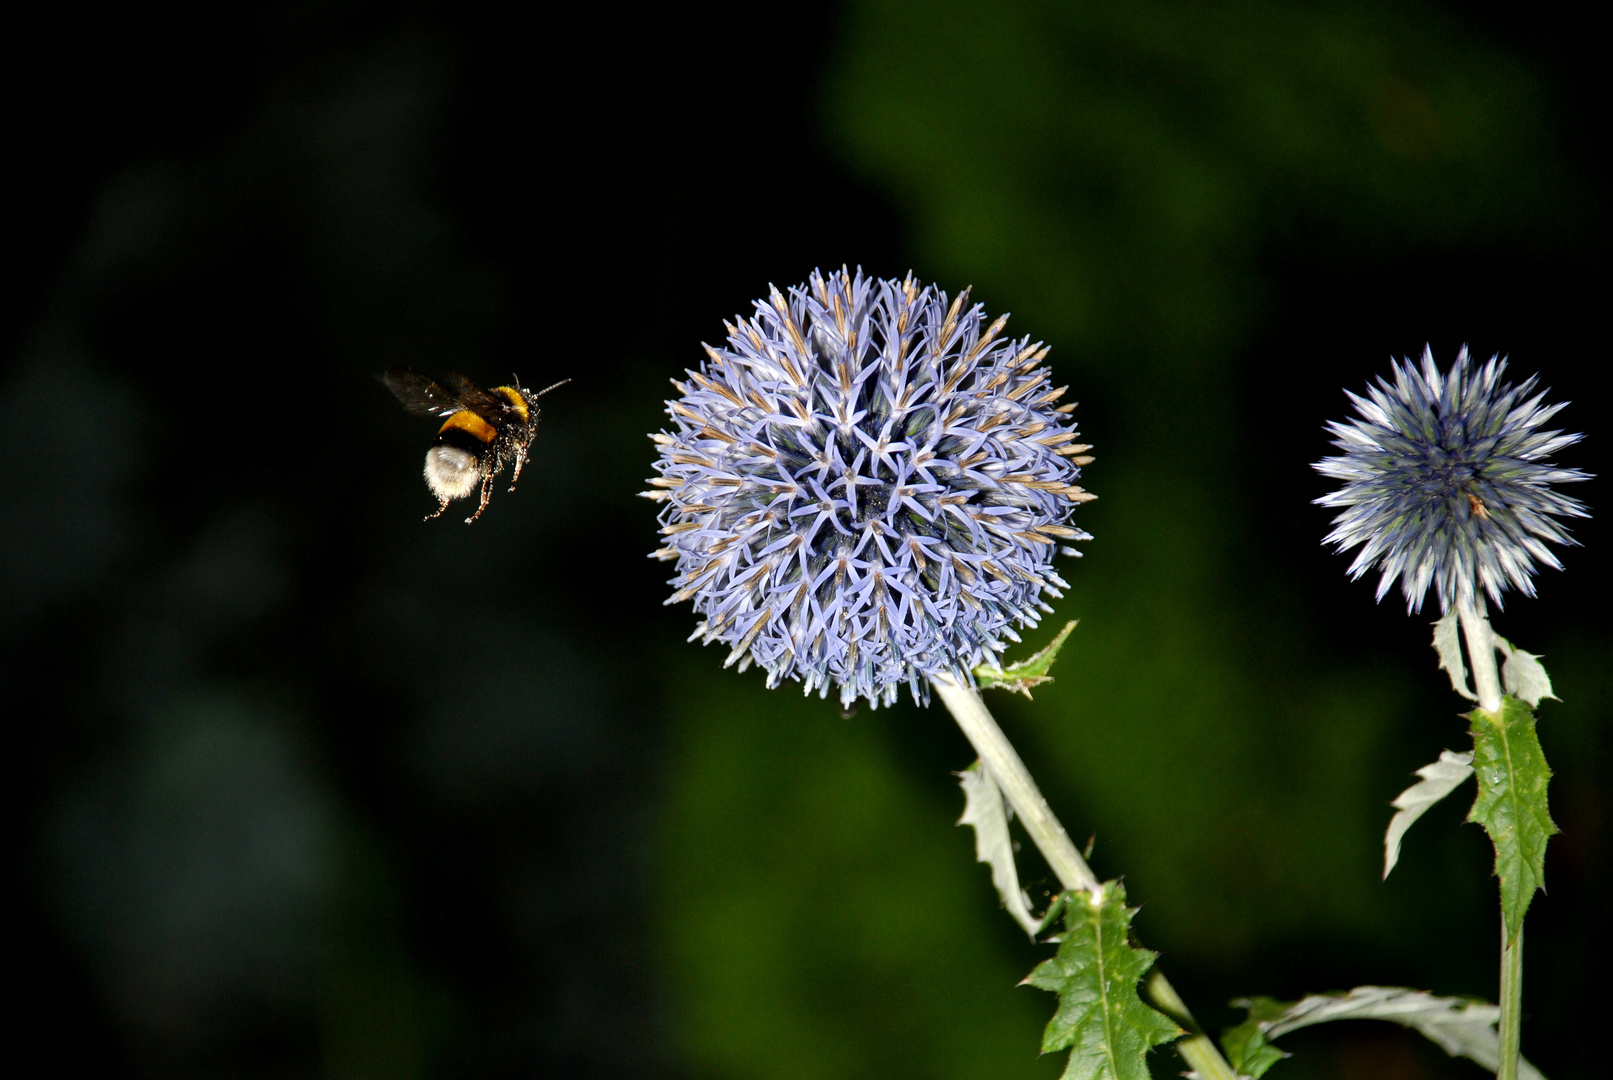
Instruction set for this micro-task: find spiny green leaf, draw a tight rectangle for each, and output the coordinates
[1431,612,1477,701]
[1025,882,1182,1080]
[1383,750,1475,879]
[1224,987,1547,1079]
[975,620,1077,698]
[1467,697,1556,940]
[1220,997,1290,1078]
[956,761,1041,937]
[1494,637,1558,708]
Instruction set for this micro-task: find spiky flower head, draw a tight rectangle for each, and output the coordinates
[1314,345,1589,614]
[644,269,1093,708]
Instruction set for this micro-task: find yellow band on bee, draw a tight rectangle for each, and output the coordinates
[493,386,529,421]
[439,410,498,443]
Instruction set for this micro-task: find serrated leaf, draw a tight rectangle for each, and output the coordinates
[1383,750,1475,879]
[1494,637,1558,708]
[956,761,1040,938]
[1225,987,1547,1079]
[1220,997,1290,1078]
[1025,882,1182,1080]
[975,620,1077,698]
[1468,697,1557,940]
[1432,612,1477,701]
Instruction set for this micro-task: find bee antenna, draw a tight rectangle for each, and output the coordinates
[535,378,572,398]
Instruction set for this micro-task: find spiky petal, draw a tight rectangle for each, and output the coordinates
[645,269,1093,708]
[1314,346,1589,614]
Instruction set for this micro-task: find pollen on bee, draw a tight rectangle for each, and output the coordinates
[424,446,480,501]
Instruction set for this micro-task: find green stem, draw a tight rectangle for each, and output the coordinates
[1459,601,1526,1079]
[931,672,1240,1080]
[1498,924,1523,1080]
[1143,971,1240,1080]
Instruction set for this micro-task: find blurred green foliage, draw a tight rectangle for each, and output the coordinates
[663,660,1058,1079]
[658,1,1592,1078]
[828,0,1567,371]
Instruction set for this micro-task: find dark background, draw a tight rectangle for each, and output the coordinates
[4,1,1607,1077]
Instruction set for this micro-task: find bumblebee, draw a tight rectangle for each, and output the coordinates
[383,369,569,522]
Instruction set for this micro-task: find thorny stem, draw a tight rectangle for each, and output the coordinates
[931,672,1240,1080]
[1457,600,1524,1080]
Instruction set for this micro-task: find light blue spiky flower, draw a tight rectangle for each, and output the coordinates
[1314,345,1589,614]
[645,269,1093,708]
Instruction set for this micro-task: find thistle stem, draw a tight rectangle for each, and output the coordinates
[1457,601,1525,1080]
[1497,925,1523,1080]
[1458,600,1503,713]
[931,672,1239,1080]
[931,672,1095,889]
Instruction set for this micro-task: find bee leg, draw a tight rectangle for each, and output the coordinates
[465,474,495,524]
[425,496,451,521]
[508,446,528,492]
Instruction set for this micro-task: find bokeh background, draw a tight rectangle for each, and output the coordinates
[6,2,1608,1077]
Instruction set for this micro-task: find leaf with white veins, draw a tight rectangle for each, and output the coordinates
[1432,612,1476,701]
[956,761,1040,937]
[1025,882,1182,1080]
[1223,987,1547,1079]
[1383,750,1475,879]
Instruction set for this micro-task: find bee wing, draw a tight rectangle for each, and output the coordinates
[383,369,482,417]
[438,371,507,413]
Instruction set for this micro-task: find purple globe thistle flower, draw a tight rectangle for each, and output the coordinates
[644,269,1093,708]
[1314,345,1590,614]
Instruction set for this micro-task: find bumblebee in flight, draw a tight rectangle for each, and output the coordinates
[383,369,569,522]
